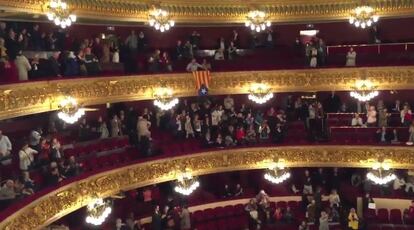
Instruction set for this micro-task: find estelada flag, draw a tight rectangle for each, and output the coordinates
[193,70,211,90]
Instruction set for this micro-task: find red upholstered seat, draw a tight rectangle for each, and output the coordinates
[364,209,377,222]
[390,209,403,224]
[287,201,299,210]
[213,206,226,219]
[377,208,389,223]
[192,210,204,223]
[203,208,215,221]
[223,205,235,217]
[382,227,394,230]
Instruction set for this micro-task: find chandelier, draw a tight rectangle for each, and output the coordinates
[174,170,200,196]
[148,8,175,32]
[366,160,396,185]
[46,0,77,29]
[264,160,291,184]
[57,96,85,124]
[350,80,379,102]
[248,83,273,104]
[85,198,112,225]
[349,5,379,29]
[153,86,179,111]
[245,10,271,32]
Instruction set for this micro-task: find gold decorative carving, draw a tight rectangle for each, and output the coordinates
[0,0,414,23]
[1,145,414,230]
[0,66,414,120]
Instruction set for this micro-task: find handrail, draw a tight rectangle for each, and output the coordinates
[1,145,414,229]
[326,42,414,55]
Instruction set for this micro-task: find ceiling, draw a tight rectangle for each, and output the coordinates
[0,0,414,24]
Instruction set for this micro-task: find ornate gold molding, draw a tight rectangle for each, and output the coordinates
[0,0,414,23]
[0,66,413,120]
[1,145,414,229]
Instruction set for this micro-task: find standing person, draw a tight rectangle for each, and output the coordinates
[407,121,414,145]
[317,39,327,66]
[0,130,12,159]
[309,46,318,68]
[15,51,31,81]
[152,205,162,230]
[348,208,359,230]
[319,211,329,230]
[179,205,191,230]
[366,106,377,127]
[19,143,38,171]
[111,115,121,137]
[346,47,357,67]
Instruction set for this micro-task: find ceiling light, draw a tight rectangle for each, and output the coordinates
[264,160,291,184]
[350,80,379,102]
[148,8,175,32]
[366,160,396,185]
[85,198,112,226]
[46,0,76,29]
[245,10,271,32]
[349,5,379,29]
[248,83,273,104]
[174,170,200,196]
[57,96,85,124]
[153,86,179,111]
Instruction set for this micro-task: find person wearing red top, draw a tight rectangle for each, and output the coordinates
[409,201,414,218]
[235,126,246,145]
[273,207,283,222]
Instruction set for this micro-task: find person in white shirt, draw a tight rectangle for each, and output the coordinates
[211,106,224,126]
[351,113,364,126]
[19,143,38,171]
[15,51,31,81]
[393,177,405,190]
[0,130,12,158]
[29,128,42,150]
[186,58,204,72]
[328,189,341,207]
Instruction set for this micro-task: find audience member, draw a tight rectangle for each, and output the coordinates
[351,113,364,126]
[0,130,12,160]
[346,47,357,66]
[19,143,38,171]
[348,208,359,230]
[15,50,31,81]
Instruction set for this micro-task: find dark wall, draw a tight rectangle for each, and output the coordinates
[9,17,414,49]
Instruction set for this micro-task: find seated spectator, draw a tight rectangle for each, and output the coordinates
[235,126,246,145]
[186,58,203,72]
[15,50,31,81]
[245,198,261,229]
[246,125,257,144]
[84,47,101,75]
[19,143,38,171]
[346,47,357,67]
[21,171,35,193]
[234,184,243,196]
[63,51,80,77]
[0,180,16,207]
[227,41,237,60]
[223,184,233,198]
[0,130,12,160]
[351,113,364,126]
[214,48,225,60]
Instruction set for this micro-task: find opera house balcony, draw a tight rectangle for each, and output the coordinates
[2,0,414,230]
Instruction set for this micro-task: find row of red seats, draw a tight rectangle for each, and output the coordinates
[365,208,406,225]
[63,137,130,158]
[368,225,414,230]
[329,127,409,143]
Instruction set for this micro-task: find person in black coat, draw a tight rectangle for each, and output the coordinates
[151,205,162,230]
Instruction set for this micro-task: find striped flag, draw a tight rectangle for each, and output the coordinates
[192,70,211,90]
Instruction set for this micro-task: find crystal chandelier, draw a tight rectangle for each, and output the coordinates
[349,5,379,29]
[264,160,291,184]
[148,8,175,32]
[366,160,396,185]
[46,0,77,29]
[248,83,273,104]
[85,198,112,226]
[350,80,379,102]
[245,10,271,32]
[174,170,200,196]
[57,96,85,124]
[153,86,179,111]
